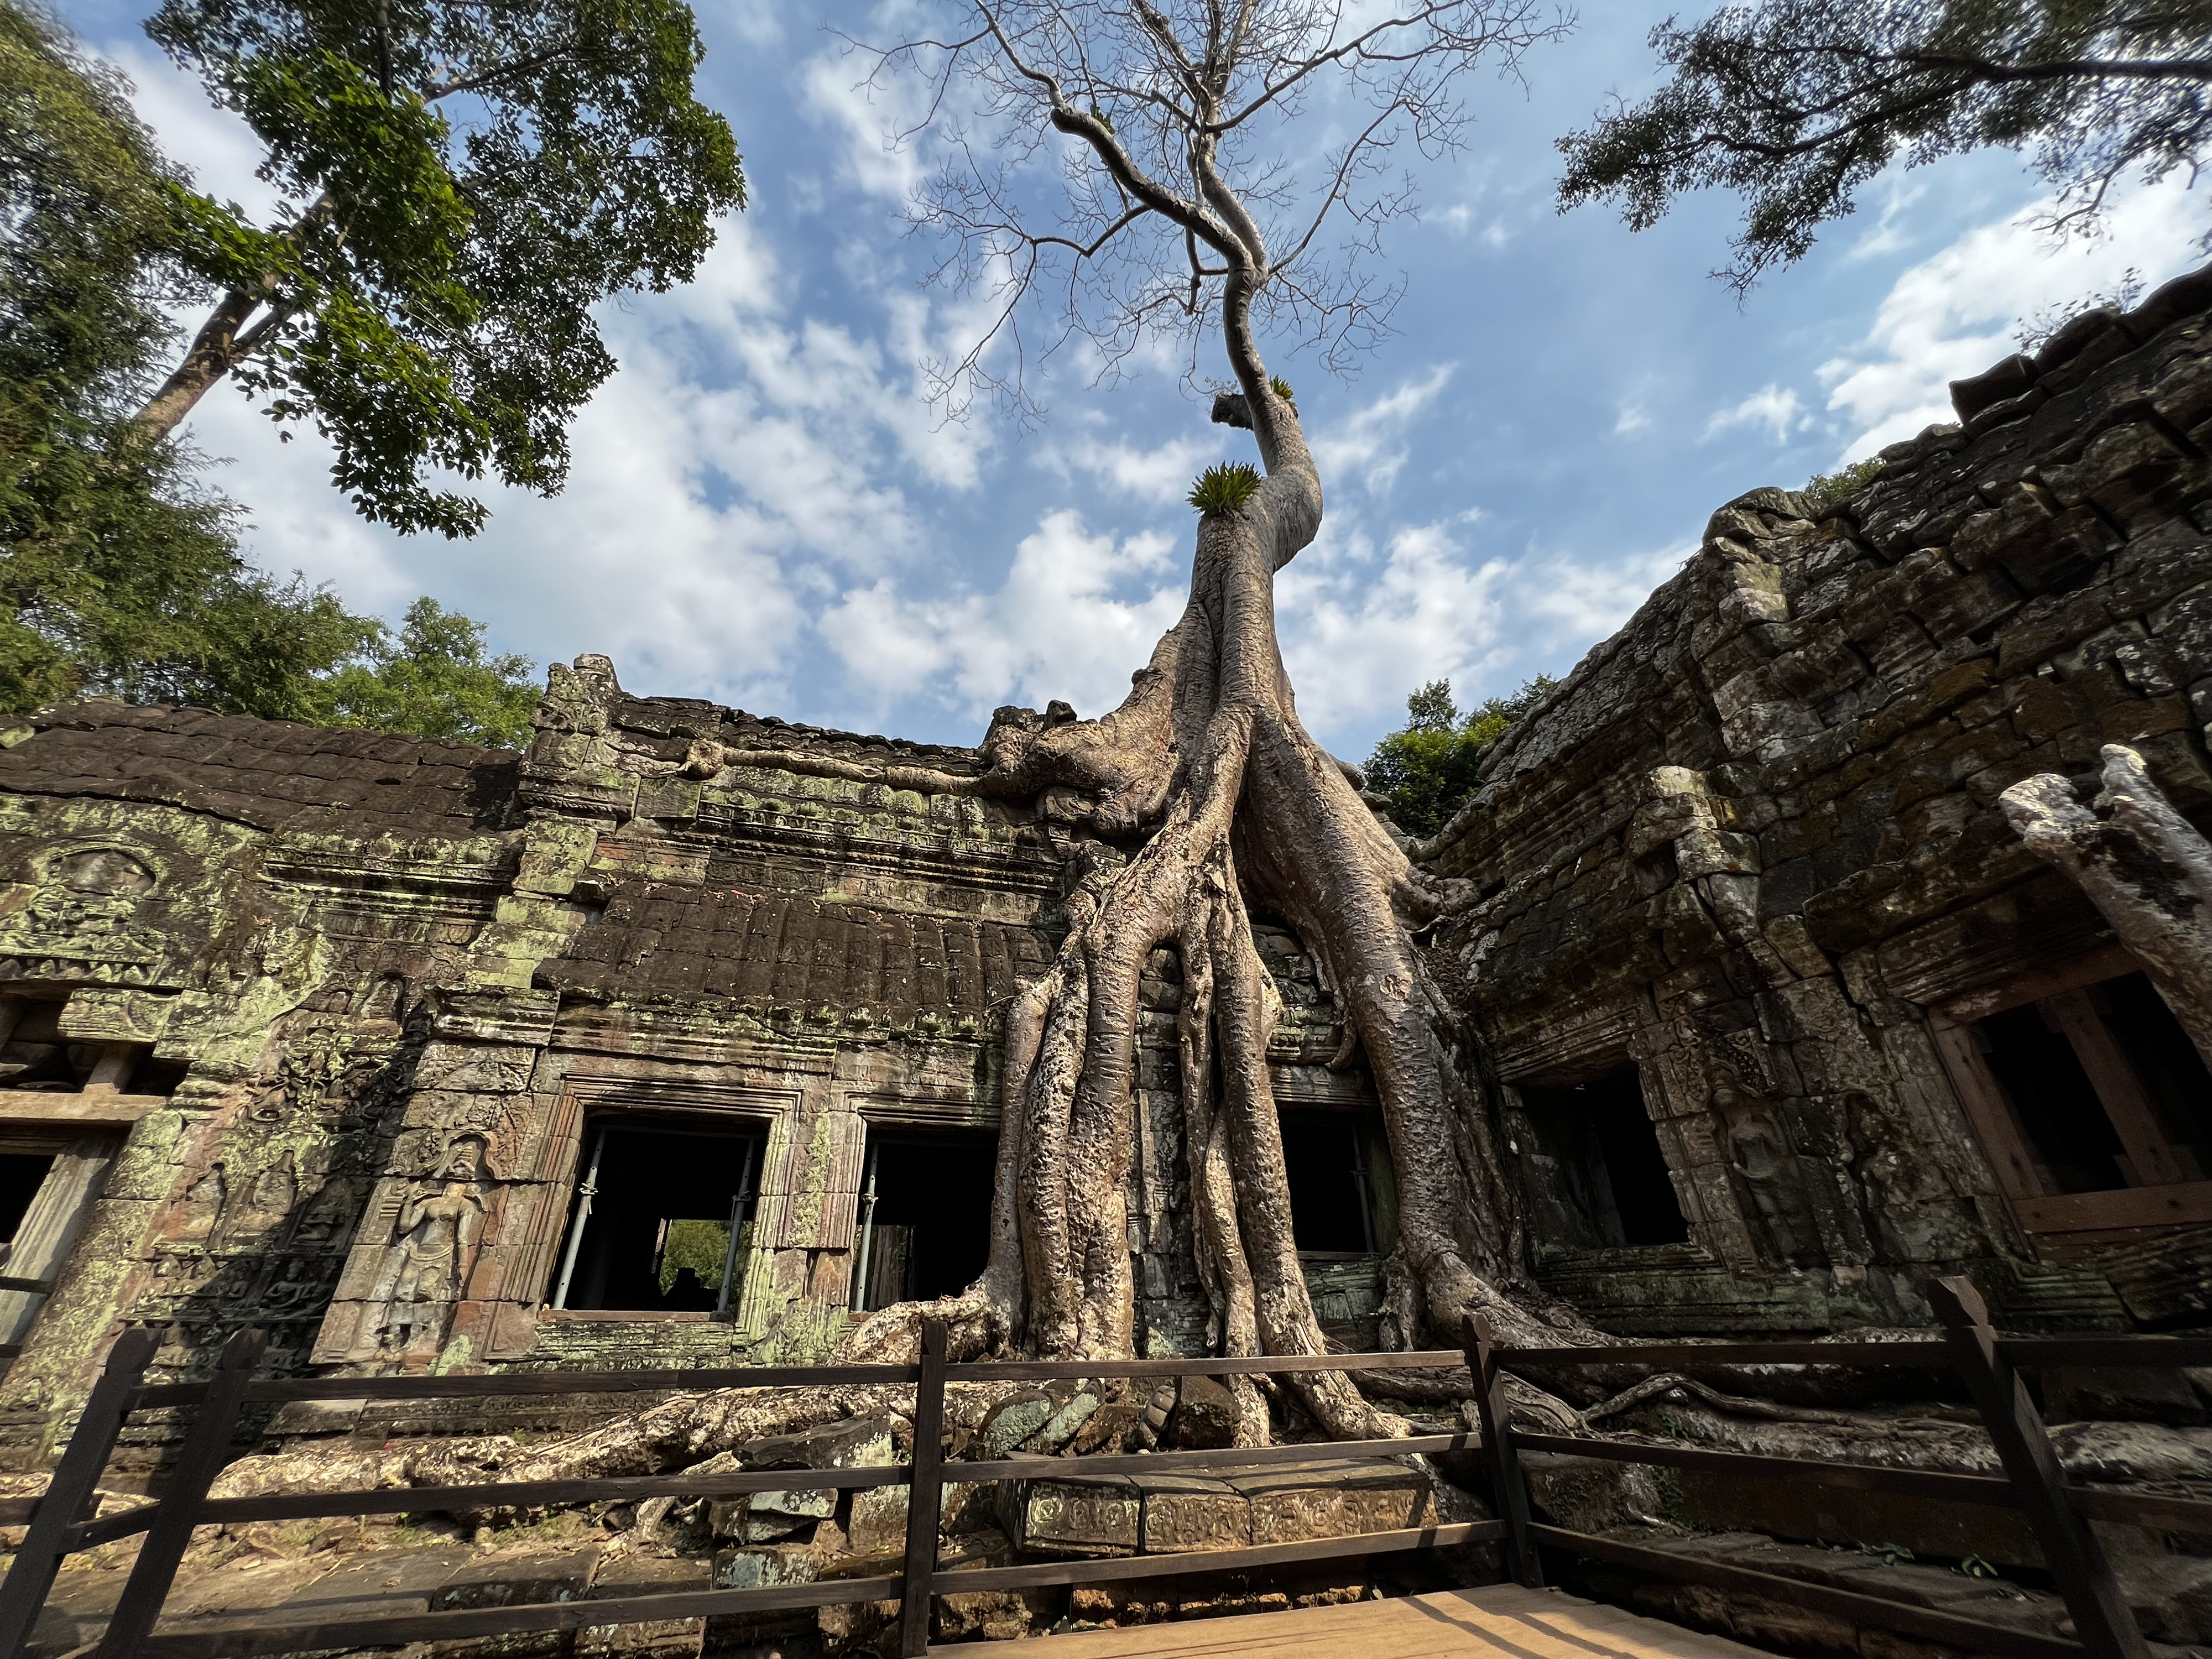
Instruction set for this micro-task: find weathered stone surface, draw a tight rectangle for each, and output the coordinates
[1225,1458,1431,1543]
[979,1391,1056,1458]
[1000,1468,1141,1556]
[1135,1472,1250,1552]
[1167,1374,1237,1448]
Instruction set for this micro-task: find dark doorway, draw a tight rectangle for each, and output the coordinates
[554,1123,763,1313]
[0,1154,51,1246]
[1518,1067,1688,1248]
[851,1130,996,1313]
[1280,1109,1380,1254]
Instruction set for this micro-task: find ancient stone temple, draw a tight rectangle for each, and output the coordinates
[0,269,2209,1469]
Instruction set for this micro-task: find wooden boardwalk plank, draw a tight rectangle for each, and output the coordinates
[953,1585,1768,1659]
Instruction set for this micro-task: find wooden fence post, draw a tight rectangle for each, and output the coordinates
[898,1317,948,1659]
[1929,1277,2146,1659]
[92,1327,265,1659]
[0,1327,158,1659]
[1464,1314,1542,1588]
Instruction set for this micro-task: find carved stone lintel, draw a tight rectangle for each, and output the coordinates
[1999,743,2212,1070]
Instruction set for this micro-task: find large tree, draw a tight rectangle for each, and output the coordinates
[774,0,1579,1440]
[0,0,372,716]
[136,0,745,536]
[1557,1,2212,291]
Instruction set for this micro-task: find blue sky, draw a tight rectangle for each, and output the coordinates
[64,0,2212,759]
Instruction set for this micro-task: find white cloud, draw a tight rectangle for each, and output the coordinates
[1503,543,1694,650]
[1275,516,1506,741]
[1820,177,2206,460]
[1039,426,1225,505]
[1311,366,1455,494]
[821,510,1185,721]
[1703,384,1804,444]
[1614,401,1651,436]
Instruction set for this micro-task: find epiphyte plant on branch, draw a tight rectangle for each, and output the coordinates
[135,0,745,536]
[805,0,1580,1444]
[1557,1,2212,294]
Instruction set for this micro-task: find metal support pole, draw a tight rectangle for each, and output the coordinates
[849,1142,880,1313]
[551,1127,604,1310]
[716,1139,758,1319]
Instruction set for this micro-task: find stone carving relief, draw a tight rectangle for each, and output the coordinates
[366,1131,490,1357]
[0,846,164,979]
[1710,1070,1823,1267]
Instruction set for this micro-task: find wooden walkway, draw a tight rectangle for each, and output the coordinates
[984,1583,1761,1659]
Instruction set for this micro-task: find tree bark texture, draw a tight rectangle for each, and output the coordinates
[831,304,1595,1438]
[2000,743,2212,1071]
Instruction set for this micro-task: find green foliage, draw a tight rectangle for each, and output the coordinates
[1867,1541,1915,1566]
[1958,1552,2000,1579]
[1366,673,1559,837]
[1557,1,2212,291]
[308,597,539,746]
[1801,456,1884,513]
[658,1217,731,1296]
[0,2,537,737]
[0,0,363,716]
[1269,374,1297,408]
[145,0,747,535]
[1188,460,1263,515]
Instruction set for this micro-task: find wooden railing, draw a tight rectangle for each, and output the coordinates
[0,1327,1499,1659]
[0,1274,2203,1659]
[1479,1277,2212,1659]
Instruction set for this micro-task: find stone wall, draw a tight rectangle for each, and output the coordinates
[2,270,2209,1465]
[1424,266,2212,1334]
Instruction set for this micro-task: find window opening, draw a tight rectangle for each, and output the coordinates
[848,1129,995,1313]
[1966,969,2211,1194]
[1519,1066,1688,1248]
[1280,1109,1380,1254]
[550,1123,760,1314]
[0,1153,54,1250]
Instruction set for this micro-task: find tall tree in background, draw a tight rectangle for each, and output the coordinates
[1,1,540,742]
[139,0,745,535]
[0,0,371,716]
[1557,1,2212,290]
[779,0,1579,1439]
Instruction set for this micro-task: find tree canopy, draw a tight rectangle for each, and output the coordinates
[1,0,538,744]
[1365,673,1556,837]
[307,597,539,747]
[1557,1,2212,290]
[138,0,745,535]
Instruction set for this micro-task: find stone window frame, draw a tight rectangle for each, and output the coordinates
[838,1091,1001,1318]
[1928,943,2212,1237]
[530,1081,797,1327]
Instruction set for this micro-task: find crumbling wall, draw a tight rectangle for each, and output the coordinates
[1428,267,2212,1331]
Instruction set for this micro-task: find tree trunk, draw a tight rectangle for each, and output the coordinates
[2001,742,2212,1070]
[133,287,280,441]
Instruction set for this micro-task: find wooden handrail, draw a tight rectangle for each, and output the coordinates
[1,1314,2200,1659]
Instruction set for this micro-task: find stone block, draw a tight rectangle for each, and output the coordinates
[1225,1458,1431,1543]
[844,1483,910,1556]
[978,1391,1055,1458]
[431,1547,601,1609]
[712,1543,818,1589]
[712,1485,837,1543]
[1003,1470,1140,1556]
[1167,1373,1237,1448]
[1135,1472,1251,1553]
[742,1415,896,1472]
